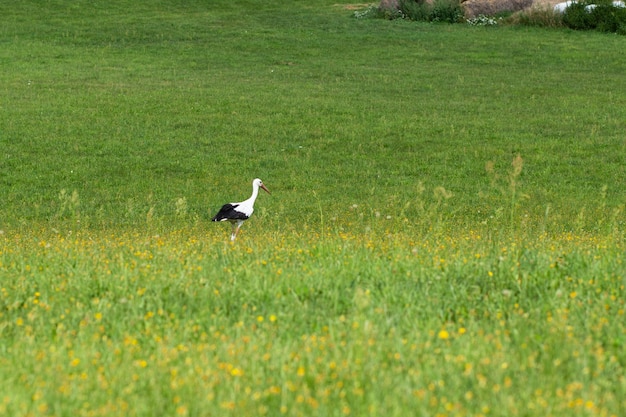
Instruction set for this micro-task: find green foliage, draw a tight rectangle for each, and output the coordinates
[400,0,464,22]
[467,14,501,25]
[562,2,597,29]
[399,0,432,21]
[562,1,626,33]
[431,0,466,22]
[591,3,626,33]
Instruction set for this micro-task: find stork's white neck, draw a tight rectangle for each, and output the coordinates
[245,181,260,205]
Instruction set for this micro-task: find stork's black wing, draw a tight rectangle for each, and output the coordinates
[211,204,249,222]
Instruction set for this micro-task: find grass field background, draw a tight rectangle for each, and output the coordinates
[1,1,625,416]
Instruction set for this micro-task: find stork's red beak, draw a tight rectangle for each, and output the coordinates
[261,184,271,195]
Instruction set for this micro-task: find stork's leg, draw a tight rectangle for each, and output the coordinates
[231,221,243,241]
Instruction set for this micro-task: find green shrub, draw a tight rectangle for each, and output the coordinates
[562,2,597,29]
[399,0,431,21]
[431,0,465,22]
[591,3,626,32]
[399,0,464,22]
[562,1,626,33]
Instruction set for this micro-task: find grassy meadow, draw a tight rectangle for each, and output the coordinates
[1,1,625,416]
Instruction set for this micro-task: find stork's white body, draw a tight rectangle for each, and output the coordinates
[212,178,270,241]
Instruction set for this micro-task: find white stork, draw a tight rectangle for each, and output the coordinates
[211,178,270,241]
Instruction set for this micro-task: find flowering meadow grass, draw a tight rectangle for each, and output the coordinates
[1,224,624,417]
[1,0,626,415]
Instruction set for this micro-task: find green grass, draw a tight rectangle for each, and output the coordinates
[1,229,625,416]
[1,0,625,232]
[1,1,625,416]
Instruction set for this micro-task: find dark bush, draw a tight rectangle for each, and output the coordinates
[562,1,626,32]
[591,3,626,32]
[562,2,596,29]
[399,0,432,21]
[431,0,465,22]
[399,0,464,22]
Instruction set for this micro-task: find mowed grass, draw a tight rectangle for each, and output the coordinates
[1,0,625,230]
[1,0,625,416]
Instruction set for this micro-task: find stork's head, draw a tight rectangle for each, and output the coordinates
[254,178,271,195]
